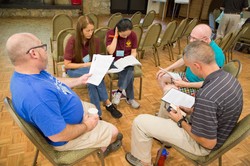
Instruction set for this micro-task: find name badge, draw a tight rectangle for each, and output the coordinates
[82,54,90,63]
[116,50,124,57]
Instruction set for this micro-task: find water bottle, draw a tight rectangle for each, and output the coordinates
[157,148,168,166]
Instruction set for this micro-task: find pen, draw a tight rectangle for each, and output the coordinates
[158,66,167,73]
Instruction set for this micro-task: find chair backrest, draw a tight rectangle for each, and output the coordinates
[141,10,156,29]
[56,28,75,62]
[238,23,250,44]
[219,32,233,51]
[139,23,162,49]
[4,97,59,165]
[158,20,177,47]
[222,59,242,78]
[214,37,222,46]
[182,18,198,37]
[94,27,110,54]
[51,14,73,41]
[132,25,143,48]
[130,11,142,26]
[107,13,123,29]
[224,25,250,53]
[171,18,188,43]
[85,12,99,29]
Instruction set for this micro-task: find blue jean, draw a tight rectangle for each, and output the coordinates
[117,66,135,99]
[67,67,108,116]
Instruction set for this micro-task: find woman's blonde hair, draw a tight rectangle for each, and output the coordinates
[74,15,95,63]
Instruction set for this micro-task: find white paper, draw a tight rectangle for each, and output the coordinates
[166,72,182,80]
[87,54,114,86]
[162,88,195,108]
[107,55,141,73]
[175,0,189,4]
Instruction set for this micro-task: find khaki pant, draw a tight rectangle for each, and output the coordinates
[216,13,241,38]
[131,101,210,163]
[54,101,115,151]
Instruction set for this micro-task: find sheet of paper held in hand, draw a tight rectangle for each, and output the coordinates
[162,88,195,108]
[87,54,114,86]
[159,67,182,80]
[107,55,141,73]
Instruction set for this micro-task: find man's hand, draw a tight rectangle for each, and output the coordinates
[168,106,183,122]
[83,114,99,131]
[156,69,167,79]
[173,79,189,87]
[78,73,92,85]
[179,106,193,115]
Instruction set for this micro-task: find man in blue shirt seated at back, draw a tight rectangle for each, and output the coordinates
[6,32,122,155]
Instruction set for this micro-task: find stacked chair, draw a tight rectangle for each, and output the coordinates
[181,18,199,44]
[50,14,73,75]
[85,12,99,29]
[138,23,162,66]
[107,12,123,29]
[155,20,177,62]
[52,28,75,76]
[140,10,156,29]
[163,18,188,59]
[94,27,110,54]
[130,11,142,26]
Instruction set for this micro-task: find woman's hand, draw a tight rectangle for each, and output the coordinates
[115,27,119,37]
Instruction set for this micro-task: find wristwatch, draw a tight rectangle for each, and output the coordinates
[177,116,187,128]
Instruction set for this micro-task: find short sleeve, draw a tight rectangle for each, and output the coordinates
[106,29,115,47]
[64,36,75,61]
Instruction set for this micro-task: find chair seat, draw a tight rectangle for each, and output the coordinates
[53,148,99,165]
[109,65,142,80]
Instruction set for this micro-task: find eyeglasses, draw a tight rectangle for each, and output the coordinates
[26,44,47,54]
[188,35,207,42]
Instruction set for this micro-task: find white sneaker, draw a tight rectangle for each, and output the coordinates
[112,92,122,105]
[126,99,140,109]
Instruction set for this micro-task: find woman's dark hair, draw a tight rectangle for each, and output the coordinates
[116,18,133,32]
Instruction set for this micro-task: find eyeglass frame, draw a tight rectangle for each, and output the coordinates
[26,44,47,54]
[188,35,209,42]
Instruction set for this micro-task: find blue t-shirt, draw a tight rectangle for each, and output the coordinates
[10,70,84,146]
[185,40,225,82]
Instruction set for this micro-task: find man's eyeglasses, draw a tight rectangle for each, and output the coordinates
[26,44,47,54]
[188,35,207,42]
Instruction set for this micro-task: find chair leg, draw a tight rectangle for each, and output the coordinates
[167,45,172,61]
[218,156,222,166]
[139,77,142,100]
[32,149,39,166]
[170,45,174,61]
[52,58,56,75]
[153,47,158,67]
[156,47,160,66]
[97,149,105,166]
[178,39,181,55]
[109,78,113,101]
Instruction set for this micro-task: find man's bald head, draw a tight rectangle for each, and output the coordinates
[189,24,212,44]
[6,33,40,65]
